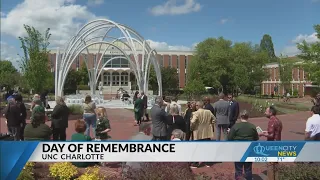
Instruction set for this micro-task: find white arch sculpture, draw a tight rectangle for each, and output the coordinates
[54,19,162,100]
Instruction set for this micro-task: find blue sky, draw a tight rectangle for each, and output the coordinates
[1,0,319,67]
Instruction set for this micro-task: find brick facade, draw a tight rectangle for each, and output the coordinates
[49,52,193,89]
[261,63,312,97]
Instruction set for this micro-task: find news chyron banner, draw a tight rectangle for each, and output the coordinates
[1,141,320,180]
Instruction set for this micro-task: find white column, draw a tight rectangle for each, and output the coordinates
[119,72,122,87]
[55,48,60,100]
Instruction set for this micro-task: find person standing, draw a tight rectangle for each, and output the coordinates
[95,107,111,141]
[51,96,69,141]
[213,93,230,141]
[190,101,216,168]
[184,102,196,141]
[30,97,45,122]
[228,110,259,180]
[140,92,149,122]
[14,94,27,140]
[171,97,182,115]
[40,90,49,109]
[82,95,97,138]
[134,93,144,125]
[204,97,214,115]
[166,104,186,140]
[151,96,167,141]
[2,98,22,140]
[227,94,240,128]
[259,106,283,180]
[305,105,320,140]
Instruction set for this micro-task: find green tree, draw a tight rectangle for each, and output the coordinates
[149,66,179,93]
[19,25,52,93]
[0,60,19,90]
[183,79,206,100]
[186,37,268,94]
[79,63,89,85]
[64,69,82,94]
[297,24,320,86]
[187,37,233,93]
[232,43,269,93]
[260,34,277,61]
[278,57,294,93]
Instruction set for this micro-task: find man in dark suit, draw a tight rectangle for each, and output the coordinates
[150,96,167,140]
[204,97,214,115]
[140,92,149,121]
[227,94,240,128]
[213,93,230,141]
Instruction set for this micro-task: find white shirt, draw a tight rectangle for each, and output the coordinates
[305,114,320,137]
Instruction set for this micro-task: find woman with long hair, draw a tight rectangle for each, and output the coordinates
[51,96,69,141]
[82,95,97,138]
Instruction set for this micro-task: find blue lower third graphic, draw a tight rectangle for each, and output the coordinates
[0,142,39,180]
[240,141,306,161]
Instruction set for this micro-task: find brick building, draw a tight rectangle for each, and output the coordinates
[49,42,193,92]
[261,61,312,97]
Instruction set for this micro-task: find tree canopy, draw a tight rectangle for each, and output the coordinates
[278,57,294,92]
[297,24,320,86]
[0,60,19,90]
[186,37,269,94]
[149,66,179,94]
[260,34,277,61]
[19,25,53,93]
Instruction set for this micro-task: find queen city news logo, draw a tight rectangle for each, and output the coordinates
[253,143,297,157]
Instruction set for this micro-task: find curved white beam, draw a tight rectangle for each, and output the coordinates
[55,19,162,98]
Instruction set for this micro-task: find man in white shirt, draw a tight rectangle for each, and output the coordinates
[305,105,320,140]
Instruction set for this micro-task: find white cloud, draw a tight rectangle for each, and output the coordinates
[0,41,20,68]
[292,33,319,44]
[1,0,102,47]
[149,0,202,16]
[281,32,319,56]
[146,39,196,51]
[87,0,104,6]
[0,11,5,17]
[220,18,228,24]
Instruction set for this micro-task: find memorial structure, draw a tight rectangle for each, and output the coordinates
[54,19,163,100]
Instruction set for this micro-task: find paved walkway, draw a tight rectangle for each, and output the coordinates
[0,109,310,179]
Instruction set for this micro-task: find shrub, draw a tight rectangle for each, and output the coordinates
[68,104,84,115]
[17,162,35,180]
[49,162,78,180]
[123,162,199,180]
[76,166,105,180]
[77,85,90,90]
[276,163,320,180]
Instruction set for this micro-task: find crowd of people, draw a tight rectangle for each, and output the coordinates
[2,91,320,179]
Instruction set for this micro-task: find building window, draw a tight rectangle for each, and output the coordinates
[168,55,172,67]
[121,72,129,86]
[185,73,187,85]
[176,55,179,68]
[185,56,188,69]
[112,72,120,86]
[159,55,163,67]
[76,56,80,69]
[103,72,111,85]
[93,55,97,66]
[103,55,129,68]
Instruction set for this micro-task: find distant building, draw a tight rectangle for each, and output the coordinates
[261,57,314,97]
[49,42,193,93]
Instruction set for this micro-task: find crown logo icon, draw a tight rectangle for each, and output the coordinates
[253,143,269,156]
